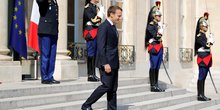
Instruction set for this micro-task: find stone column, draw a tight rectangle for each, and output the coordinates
[133,0,149,77]
[56,0,70,59]
[53,0,78,81]
[179,0,186,48]
[122,0,135,45]
[0,1,10,56]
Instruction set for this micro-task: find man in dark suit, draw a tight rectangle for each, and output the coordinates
[81,6,122,110]
[37,0,60,84]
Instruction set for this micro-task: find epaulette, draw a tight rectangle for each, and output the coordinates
[197,33,201,37]
[85,4,89,8]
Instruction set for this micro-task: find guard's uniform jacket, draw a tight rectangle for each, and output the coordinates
[145,21,163,55]
[195,32,212,67]
[37,0,59,36]
[83,3,100,40]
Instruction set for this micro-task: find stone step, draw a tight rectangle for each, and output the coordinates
[96,93,195,110]
[0,78,149,99]
[0,54,12,61]
[155,99,218,110]
[0,61,22,82]
[0,84,150,109]
[123,93,196,110]
[0,61,20,65]
[12,88,186,110]
[200,102,220,110]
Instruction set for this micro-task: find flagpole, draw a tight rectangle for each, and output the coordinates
[33,52,39,80]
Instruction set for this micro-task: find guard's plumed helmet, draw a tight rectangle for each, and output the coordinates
[152,1,162,17]
[199,17,208,27]
[156,1,161,9]
[204,12,209,20]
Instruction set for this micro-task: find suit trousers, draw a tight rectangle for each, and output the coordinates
[38,34,58,81]
[83,68,118,110]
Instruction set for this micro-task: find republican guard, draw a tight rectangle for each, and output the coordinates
[194,12,214,101]
[83,0,105,82]
[145,1,165,92]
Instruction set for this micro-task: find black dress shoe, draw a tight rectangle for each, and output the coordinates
[155,86,165,92]
[150,86,158,92]
[41,80,52,84]
[150,86,165,92]
[198,95,211,101]
[51,80,60,84]
[203,96,211,101]
[81,105,93,110]
[88,76,99,82]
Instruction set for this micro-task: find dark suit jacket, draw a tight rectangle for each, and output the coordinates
[37,0,59,36]
[96,20,119,70]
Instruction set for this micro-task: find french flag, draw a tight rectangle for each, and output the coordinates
[28,0,40,53]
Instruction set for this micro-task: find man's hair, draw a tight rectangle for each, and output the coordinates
[107,6,123,17]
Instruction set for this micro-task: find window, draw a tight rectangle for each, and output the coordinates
[67,0,75,47]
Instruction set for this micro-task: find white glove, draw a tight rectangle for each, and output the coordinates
[97,6,105,20]
[149,38,154,43]
[99,6,105,14]
[158,23,166,35]
[207,33,215,44]
[158,27,164,35]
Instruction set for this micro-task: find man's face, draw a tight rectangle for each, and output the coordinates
[202,26,208,32]
[91,0,99,4]
[155,15,161,22]
[110,9,122,24]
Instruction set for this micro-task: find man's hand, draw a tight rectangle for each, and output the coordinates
[104,64,111,73]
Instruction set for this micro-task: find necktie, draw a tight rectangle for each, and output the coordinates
[112,25,119,37]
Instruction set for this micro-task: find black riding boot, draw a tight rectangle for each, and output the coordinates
[87,57,99,82]
[155,69,165,92]
[150,69,157,92]
[201,79,211,101]
[197,80,211,101]
[150,69,163,92]
[91,56,100,81]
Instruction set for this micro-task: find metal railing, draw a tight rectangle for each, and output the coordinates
[179,48,193,63]
[119,45,135,70]
[68,43,136,70]
[68,42,87,63]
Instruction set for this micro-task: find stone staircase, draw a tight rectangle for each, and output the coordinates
[0,77,220,110]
